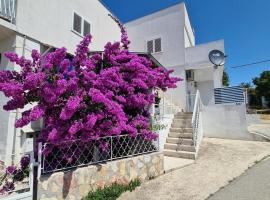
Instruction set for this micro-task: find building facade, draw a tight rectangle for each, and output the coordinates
[0,1,226,164]
[125,3,225,112]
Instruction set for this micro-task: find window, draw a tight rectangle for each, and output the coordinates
[155,38,162,52]
[83,20,91,36]
[73,13,82,34]
[147,40,154,54]
[72,12,91,36]
[147,38,162,54]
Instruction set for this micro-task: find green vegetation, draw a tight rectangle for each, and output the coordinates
[253,71,270,107]
[241,70,270,108]
[222,70,230,86]
[83,178,141,200]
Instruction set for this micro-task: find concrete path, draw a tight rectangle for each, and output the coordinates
[118,138,270,200]
[248,123,270,138]
[208,157,270,200]
[164,156,194,173]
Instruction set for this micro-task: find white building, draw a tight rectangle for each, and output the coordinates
[125,3,225,112]
[0,0,121,164]
[1,1,250,164]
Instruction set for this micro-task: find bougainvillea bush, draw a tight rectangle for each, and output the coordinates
[0,16,180,151]
[0,155,30,194]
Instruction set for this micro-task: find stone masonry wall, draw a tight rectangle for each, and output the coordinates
[38,152,164,200]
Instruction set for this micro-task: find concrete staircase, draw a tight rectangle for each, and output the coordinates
[164,112,196,159]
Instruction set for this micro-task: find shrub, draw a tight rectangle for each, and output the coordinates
[83,178,141,200]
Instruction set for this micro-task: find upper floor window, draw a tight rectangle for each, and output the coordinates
[147,38,162,54]
[72,12,91,36]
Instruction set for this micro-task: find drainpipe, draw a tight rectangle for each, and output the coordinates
[11,35,26,164]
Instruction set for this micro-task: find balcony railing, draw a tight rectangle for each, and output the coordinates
[0,0,16,23]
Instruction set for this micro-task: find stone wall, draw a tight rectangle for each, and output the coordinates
[38,152,164,200]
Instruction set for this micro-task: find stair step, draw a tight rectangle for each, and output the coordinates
[174,114,193,119]
[166,138,193,145]
[164,143,195,152]
[171,123,192,128]
[164,150,195,159]
[170,128,193,133]
[175,112,192,116]
[168,132,193,138]
[172,119,192,126]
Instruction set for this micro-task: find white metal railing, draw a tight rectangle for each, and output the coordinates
[159,92,181,117]
[191,90,203,156]
[38,134,159,174]
[186,93,196,113]
[0,0,16,23]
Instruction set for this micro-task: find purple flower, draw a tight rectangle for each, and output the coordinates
[29,105,45,121]
[31,49,40,62]
[60,95,81,120]
[0,18,181,156]
[6,165,17,174]
[99,141,109,152]
[0,181,15,194]
[20,154,30,169]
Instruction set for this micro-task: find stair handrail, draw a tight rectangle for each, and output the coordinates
[191,90,203,153]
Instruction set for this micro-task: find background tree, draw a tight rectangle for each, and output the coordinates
[240,82,261,107]
[222,70,230,86]
[253,71,270,107]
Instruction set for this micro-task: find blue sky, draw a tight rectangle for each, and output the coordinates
[102,0,270,86]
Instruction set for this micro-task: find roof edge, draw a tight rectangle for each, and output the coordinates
[124,1,184,24]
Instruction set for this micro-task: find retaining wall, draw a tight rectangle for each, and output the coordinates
[38,152,164,200]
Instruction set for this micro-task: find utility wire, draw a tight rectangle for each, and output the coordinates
[231,59,270,68]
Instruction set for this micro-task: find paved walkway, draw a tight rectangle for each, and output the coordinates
[248,123,270,138]
[164,156,194,173]
[208,157,270,200]
[118,138,270,200]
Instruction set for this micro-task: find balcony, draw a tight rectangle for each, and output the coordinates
[0,0,16,23]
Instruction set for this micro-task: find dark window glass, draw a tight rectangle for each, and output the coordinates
[73,13,82,34]
[83,20,91,36]
[147,40,153,54]
[155,38,162,52]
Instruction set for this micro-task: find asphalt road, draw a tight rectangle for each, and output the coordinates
[208,157,270,200]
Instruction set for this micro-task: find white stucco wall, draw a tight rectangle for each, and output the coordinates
[15,0,121,53]
[125,3,187,67]
[202,104,257,140]
[158,114,174,150]
[0,35,16,161]
[197,81,214,106]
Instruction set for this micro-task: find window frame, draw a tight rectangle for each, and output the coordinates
[72,11,91,37]
[146,37,162,54]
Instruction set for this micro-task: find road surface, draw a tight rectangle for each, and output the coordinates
[208,158,270,200]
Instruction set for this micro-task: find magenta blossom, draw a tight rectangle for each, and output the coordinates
[0,15,181,150]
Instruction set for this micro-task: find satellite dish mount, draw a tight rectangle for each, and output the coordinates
[209,50,226,69]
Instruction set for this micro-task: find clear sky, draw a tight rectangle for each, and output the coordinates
[101,0,270,86]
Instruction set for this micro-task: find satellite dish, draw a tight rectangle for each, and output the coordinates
[209,50,226,67]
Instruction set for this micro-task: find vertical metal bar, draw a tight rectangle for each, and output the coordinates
[8,0,11,19]
[37,142,42,178]
[110,136,113,161]
[11,0,15,22]
[3,0,6,15]
[29,151,34,197]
